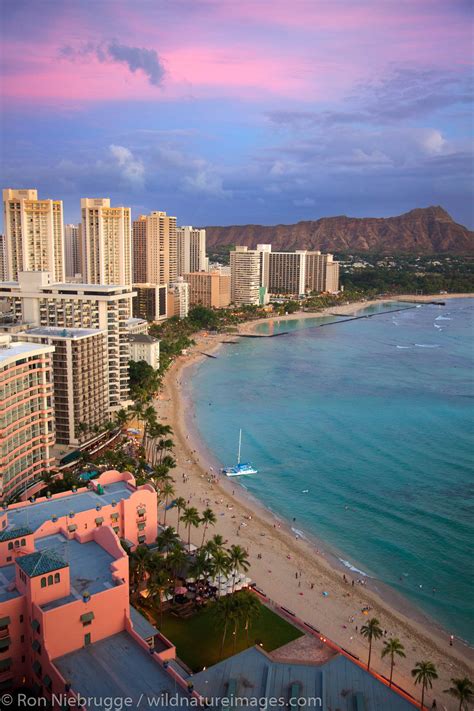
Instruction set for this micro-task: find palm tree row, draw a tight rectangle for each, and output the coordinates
[361,617,473,709]
[213,589,261,658]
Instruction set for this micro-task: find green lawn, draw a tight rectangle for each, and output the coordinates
[159,600,303,672]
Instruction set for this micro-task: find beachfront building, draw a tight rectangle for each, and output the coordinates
[184,270,231,309]
[265,249,307,296]
[0,335,55,501]
[129,334,160,370]
[80,198,132,286]
[177,226,207,276]
[132,283,168,322]
[0,469,197,705]
[168,278,190,318]
[230,246,267,306]
[145,210,178,286]
[132,215,147,284]
[3,189,65,283]
[305,251,340,293]
[16,327,109,446]
[64,223,81,280]
[0,271,135,411]
[126,317,149,335]
[192,645,416,711]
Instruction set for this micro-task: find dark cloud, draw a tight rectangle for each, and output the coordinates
[59,41,165,87]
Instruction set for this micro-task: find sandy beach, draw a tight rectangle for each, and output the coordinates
[154,294,473,710]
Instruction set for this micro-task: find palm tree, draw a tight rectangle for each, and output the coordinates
[147,562,171,627]
[205,533,225,553]
[180,507,201,551]
[173,497,187,534]
[228,545,250,592]
[200,508,217,548]
[114,408,130,429]
[141,404,157,447]
[213,595,238,659]
[156,526,180,553]
[360,617,383,670]
[166,544,187,597]
[237,589,261,644]
[189,549,211,586]
[444,677,474,711]
[129,546,151,599]
[161,482,175,526]
[210,548,231,598]
[381,638,406,687]
[411,660,438,710]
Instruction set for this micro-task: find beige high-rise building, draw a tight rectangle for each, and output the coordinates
[132,215,147,284]
[64,223,81,279]
[3,188,65,282]
[185,271,231,309]
[0,272,134,410]
[177,226,206,276]
[230,247,266,306]
[0,334,55,501]
[266,250,307,295]
[81,198,132,285]
[305,251,340,293]
[144,210,177,286]
[17,327,109,446]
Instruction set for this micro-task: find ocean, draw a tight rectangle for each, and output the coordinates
[187,299,474,643]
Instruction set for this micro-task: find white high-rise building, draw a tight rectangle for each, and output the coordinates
[64,223,81,279]
[81,198,132,286]
[167,278,189,319]
[0,272,135,410]
[3,188,65,282]
[230,247,266,306]
[177,226,206,276]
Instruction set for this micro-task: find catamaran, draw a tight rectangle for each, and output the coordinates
[222,429,258,477]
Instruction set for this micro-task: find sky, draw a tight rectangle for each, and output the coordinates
[0,0,473,228]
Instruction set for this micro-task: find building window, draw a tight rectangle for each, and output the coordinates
[47,575,53,586]
[40,578,46,588]
[7,543,13,550]
[21,539,26,546]
[54,573,60,583]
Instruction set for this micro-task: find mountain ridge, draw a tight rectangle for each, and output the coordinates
[204,206,473,254]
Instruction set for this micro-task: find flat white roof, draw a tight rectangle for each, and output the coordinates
[0,340,54,366]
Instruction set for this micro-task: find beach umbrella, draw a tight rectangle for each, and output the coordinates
[175,586,187,595]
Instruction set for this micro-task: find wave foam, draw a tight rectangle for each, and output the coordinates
[435,315,452,321]
[396,345,411,349]
[291,527,307,540]
[415,344,440,348]
[338,558,370,577]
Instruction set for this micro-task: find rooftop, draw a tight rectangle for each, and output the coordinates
[192,647,415,711]
[36,534,116,610]
[0,564,20,603]
[0,339,54,365]
[130,606,159,641]
[129,334,158,344]
[54,631,190,709]
[17,548,67,578]
[6,481,134,534]
[20,326,105,340]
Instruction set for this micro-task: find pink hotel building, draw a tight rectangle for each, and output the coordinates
[0,469,199,708]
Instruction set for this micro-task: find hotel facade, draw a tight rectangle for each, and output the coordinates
[176,226,207,276]
[3,189,65,283]
[0,335,55,502]
[17,327,109,447]
[185,270,231,309]
[0,470,198,706]
[80,198,132,286]
[0,272,135,411]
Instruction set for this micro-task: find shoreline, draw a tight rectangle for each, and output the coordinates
[153,294,473,709]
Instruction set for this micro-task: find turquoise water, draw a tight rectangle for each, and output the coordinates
[188,299,474,643]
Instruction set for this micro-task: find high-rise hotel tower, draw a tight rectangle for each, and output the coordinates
[81,198,132,286]
[3,189,65,282]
